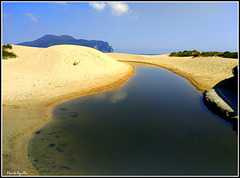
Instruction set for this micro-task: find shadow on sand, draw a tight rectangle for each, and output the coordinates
[203,76,238,132]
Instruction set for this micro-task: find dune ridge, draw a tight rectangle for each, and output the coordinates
[2,45,134,175]
[3,45,133,104]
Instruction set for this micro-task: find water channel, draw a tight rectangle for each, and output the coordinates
[28,63,237,175]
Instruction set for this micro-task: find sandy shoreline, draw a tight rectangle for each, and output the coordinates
[2,46,238,176]
[2,73,135,176]
[106,53,238,126]
[2,45,134,176]
[106,53,238,93]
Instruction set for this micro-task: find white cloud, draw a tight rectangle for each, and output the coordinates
[25,13,37,22]
[90,2,131,17]
[108,2,129,16]
[55,2,67,5]
[89,2,106,11]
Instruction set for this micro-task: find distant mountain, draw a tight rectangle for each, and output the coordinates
[16,35,113,53]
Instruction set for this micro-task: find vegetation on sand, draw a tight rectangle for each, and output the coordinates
[2,44,17,59]
[169,50,238,59]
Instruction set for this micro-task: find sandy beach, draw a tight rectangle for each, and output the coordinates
[2,45,134,175]
[106,53,238,93]
[2,46,238,176]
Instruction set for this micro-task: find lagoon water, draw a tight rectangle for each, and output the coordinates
[29,63,237,175]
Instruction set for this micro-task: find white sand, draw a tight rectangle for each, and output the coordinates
[107,53,238,93]
[3,45,134,104]
[2,45,134,175]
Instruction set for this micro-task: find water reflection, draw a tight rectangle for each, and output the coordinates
[29,63,237,176]
[87,89,128,104]
[108,90,127,104]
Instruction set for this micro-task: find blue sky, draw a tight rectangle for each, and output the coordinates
[2,1,239,54]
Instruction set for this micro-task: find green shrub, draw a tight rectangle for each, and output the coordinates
[2,50,17,59]
[2,44,12,49]
[223,51,231,55]
[201,51,217,57]
[192,50,201,57]
[182,50,192,57]
[170,50,201,57]
[177,51,184,57]
[169,50,238,59]
[216,52,224,57]
[222,51,238,59]
[2,44,17,59]
[193,53,201,57]
[169,52,177,57]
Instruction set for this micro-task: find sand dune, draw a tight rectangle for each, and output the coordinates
[11,45,44,58]
[3,45,133,104]
[2,45,134,175]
